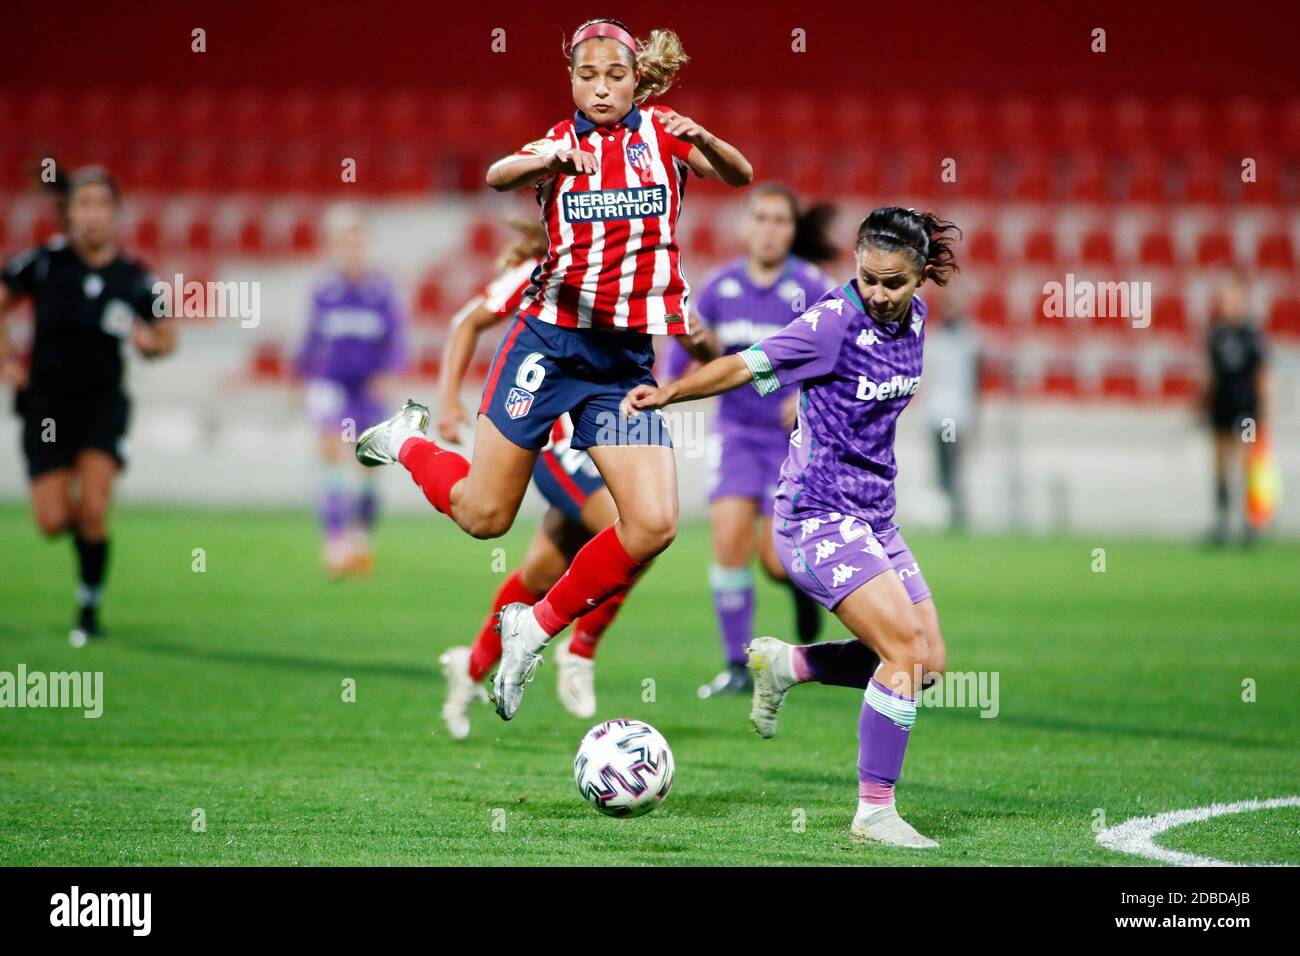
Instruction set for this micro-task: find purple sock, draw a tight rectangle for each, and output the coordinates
[794,639,880,689]
[321,485,349,537]
[354,482,378,530]
[710,565,754,665]
[858,677,916,802]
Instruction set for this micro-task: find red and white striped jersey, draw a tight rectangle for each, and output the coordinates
[481,258,539,319]
[510,105,696,335]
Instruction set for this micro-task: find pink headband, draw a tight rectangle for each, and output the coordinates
[569,21,636,55]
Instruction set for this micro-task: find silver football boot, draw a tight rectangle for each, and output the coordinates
[355,399,430,467]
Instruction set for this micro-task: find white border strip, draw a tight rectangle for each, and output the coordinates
[1096,796,1300,866]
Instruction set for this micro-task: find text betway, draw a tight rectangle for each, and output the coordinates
[856,374,921,402]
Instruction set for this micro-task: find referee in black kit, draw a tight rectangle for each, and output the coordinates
[1205,269,1270,546]
[0,167,177,645]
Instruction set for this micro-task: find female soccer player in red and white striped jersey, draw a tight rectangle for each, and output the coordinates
[434,222,647,738]
[356,18,751,721]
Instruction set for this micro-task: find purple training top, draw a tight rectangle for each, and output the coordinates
[740,279,927,530]
[297,271,407,391]
[666,256,832,432]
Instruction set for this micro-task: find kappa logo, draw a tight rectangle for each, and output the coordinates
[504,387,534,420]
[824,298,844,314]
[802,309,822,332]
[857,327,879,348]
[911,315,924,337]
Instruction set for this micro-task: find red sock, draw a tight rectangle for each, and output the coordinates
[398,437,470,516]
[469,569,541,682]
[532,526,642,638]
[569,559,649,658]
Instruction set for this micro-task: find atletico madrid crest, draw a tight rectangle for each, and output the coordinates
[626,142,651,172]
[504,387,534,419]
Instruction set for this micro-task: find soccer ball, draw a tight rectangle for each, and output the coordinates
[573,719,675,818]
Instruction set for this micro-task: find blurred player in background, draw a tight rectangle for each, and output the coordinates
[1204,269,1270,545]
[434,221,649,737]
[919,298,980,532]
[627,208,959,848]
[0,167,177,645]
[354,17,751,722]
[296,205,407,576]
[662,184,836,698]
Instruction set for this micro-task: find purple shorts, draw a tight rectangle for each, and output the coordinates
[305,380,385,436]
[706,423,790,513]
[772,511,931,611]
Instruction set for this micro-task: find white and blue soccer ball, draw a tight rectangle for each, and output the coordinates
[573,719,675,818]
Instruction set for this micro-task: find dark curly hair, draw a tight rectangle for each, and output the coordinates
[855,207,960,285]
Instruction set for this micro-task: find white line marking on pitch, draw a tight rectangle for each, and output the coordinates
[1096,796,1300,866]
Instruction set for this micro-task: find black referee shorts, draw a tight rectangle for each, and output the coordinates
[15,388,131,479]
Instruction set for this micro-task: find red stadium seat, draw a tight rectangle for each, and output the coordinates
[1040,361,1083,399]
[1222,96,1267,148]
[236,217,266,255]
[1256,231,1295,270]
[1108,96,1154,152]
[995,96,1041,151]
[978,355,1013,397]
[280,90,322,139]
[964,229,1001,266]
[847,155,882,196]
[1080,229,1116,267]
[940,94,991,150]
[132,215,162,256]
[250,342,288,381]
[1267,297,1300,338]
[1012,153,1052,201]
[1195,231,1234,267]
[179,89,219,138]
[1150,294,1190,339]
[1124,153,1167,204]
[1138,229,1176,268]
[415,277,444,318]
[1100,362,1142,401]
[1159,364,1201,401]
[1054,95,1100,151]
[975,290,1009,329]
[1023,228,1057,265]
[230,89,271,138]
[289,217,319,255]
[186,215,214,254]
[1164,98,1210,151]
[1068,152,1109,203]
[1183,153,1225,204]
[468,219,500,260]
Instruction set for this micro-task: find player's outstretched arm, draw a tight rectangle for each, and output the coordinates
[486,148,598,192]
[623,352,752,414]
[658,109,753,188]
[437,298,505,442]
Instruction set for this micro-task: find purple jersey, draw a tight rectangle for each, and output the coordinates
[740,279,927,530]
[669,256,832,432]
[297,271,407,391]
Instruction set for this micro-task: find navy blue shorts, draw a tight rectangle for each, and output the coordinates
[478,313,672,451]
[532,446,606,522]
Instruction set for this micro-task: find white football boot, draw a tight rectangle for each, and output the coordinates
[355,399,430,467]
[439,646,487,740]
[554,635,597,719]
[489,602,547,721]
[850,804,939,849]
[746,636,797,739]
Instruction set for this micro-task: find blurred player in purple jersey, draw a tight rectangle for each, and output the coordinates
[626,207,960,849]
[662,184,837,698]
[296,206,407,576]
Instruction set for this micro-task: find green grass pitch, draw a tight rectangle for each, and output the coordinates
[1,504,1296,866]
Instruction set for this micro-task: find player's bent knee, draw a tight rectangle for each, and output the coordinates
[34,508,71,538]
[461,505,514,540]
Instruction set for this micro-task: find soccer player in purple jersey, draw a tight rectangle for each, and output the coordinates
[296,206,407,577]
[625,208,959,848]
[662,184,837,698]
